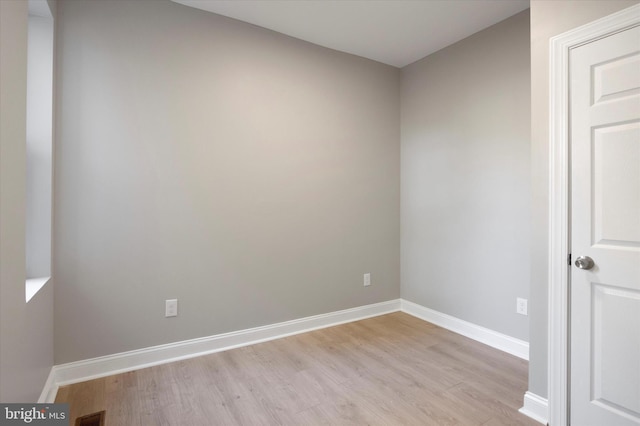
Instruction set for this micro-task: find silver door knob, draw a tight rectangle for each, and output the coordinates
[574,256,594,270]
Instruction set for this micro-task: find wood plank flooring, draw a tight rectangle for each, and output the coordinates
[55,312,539,425]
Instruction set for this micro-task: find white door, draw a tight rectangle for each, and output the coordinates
[570,25,640,426]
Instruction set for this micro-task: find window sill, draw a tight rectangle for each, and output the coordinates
[26,276,50,303]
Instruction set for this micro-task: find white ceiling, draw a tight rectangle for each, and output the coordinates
[171,0,529,68]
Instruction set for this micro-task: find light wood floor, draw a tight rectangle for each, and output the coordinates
[55,312,539,425]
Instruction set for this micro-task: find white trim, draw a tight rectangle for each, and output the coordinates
[519,391,549,425]
[548,5,640,426]
[401,299,529,360]
[25,276,50,302]
[40,298,534,403]
[37,366,58,403]
[40,299,401,402]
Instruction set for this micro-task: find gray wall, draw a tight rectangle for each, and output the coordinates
[401,12,531,342]
[528,0,639,400]
[0,0,55,402]
[54,0,400,364]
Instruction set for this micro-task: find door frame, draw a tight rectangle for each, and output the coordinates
[548,5,640,426]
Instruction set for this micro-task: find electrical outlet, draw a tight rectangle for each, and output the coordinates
[516,298,527,316]
[165,299,178,317]
[363,273,371,287]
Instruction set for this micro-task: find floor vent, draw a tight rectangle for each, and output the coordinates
[75,411,105,426]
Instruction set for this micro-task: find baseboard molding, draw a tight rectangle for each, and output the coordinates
[40,299,402,402]
[519,391,549,424]
[38,366,58,403]
[42,298,533,404]
[400,299,529,360]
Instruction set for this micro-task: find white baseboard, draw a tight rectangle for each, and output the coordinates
[400,299,529,360]
[42,298,533,404]
[40,299,402,402]
[38,366,58,403]
[519,391,549,425]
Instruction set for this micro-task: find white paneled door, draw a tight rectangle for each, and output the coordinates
[570,25,640,426]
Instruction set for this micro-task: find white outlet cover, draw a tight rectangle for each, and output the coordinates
[165,299,178,317]
[364,273,371,287]
[516,297,527,316]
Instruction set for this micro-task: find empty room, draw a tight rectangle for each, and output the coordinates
[1,0,639,425]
